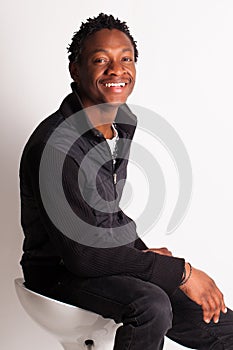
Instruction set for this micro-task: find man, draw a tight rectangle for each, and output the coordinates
[19,13,233,350]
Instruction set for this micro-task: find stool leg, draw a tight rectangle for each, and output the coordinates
[84,339,94,349]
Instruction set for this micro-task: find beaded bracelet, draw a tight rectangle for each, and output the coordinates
[180,262,192,286]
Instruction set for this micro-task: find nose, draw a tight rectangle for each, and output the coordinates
[105,60,125,75]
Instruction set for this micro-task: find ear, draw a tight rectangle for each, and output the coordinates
[69,62,79,82]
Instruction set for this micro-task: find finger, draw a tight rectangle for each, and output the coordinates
[213,308,221,324]
[217,294,227,315]
[203,291,223,324]
[220,297,227,314]
[201,295,219,323]
[212,288,227,316]
[160,248,173,256]
[201,299,212,323]
[222,303,228,314]
[211,293,223,323]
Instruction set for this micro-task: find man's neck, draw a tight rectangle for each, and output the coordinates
[84,103,119,139]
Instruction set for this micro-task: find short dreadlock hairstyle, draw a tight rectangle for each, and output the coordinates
[67,13,138,63]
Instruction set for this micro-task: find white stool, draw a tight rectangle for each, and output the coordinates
[14,278,121,350]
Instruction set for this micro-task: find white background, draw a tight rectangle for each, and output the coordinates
[1,1,233,349]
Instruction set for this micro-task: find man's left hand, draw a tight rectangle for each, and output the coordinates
[143,247,173,256]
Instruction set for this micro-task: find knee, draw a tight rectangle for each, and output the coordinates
[129,285,173,333]
[148,287,173,331]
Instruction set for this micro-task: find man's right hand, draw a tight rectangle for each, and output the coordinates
[179,263,227,324]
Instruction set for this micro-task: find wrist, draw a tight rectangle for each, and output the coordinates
[180,262,192,286]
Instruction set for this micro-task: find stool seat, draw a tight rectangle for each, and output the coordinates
[14,278,121,350]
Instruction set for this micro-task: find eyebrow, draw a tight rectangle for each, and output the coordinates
[91,47,134,54]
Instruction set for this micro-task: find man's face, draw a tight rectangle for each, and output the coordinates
[71,28,136,107]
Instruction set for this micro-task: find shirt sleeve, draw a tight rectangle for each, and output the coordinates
[26,144,185,296]
[134,237,148,250]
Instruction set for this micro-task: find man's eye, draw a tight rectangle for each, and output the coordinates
[122,57,133,62]
[94,58,107,63]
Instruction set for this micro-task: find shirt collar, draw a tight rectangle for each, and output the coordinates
[59,82,137,140]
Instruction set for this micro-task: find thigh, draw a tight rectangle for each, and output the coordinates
[167,288,233,350]
[45,273,170,324]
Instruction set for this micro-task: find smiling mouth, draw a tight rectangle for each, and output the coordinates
[104,82,127,87]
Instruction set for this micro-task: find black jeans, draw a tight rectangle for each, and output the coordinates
[38,273,233,350]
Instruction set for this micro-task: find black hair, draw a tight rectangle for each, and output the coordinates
[67,13,138,63]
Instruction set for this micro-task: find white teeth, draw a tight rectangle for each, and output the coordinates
[105,82,126,87]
